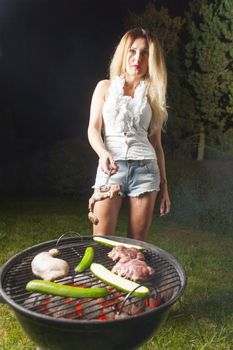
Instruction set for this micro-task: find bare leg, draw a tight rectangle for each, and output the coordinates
[127,191,158,241]
[92,195,123,236]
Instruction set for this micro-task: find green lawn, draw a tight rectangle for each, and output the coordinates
[0,196,232,350]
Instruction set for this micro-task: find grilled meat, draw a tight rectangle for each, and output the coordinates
[31,248,69,281]
[88,184,121,225]
[111,256,155,281]
[108,245,154,281]
[108,245,145,262]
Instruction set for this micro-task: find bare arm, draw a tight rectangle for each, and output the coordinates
[149,129,171,216]
[87,80,117,174]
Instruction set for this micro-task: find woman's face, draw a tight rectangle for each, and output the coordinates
[125,37,149,78]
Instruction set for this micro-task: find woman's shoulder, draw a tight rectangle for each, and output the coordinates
[96,79,111,91]
[94,79,111,100]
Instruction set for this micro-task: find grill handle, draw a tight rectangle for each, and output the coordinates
[55,231,83,249]
[0,291,6,304]
[0,267,7,304]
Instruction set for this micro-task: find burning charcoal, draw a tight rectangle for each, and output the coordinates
[82,298,104,319]
[82,294,122,320]
[23,293,49,310]
[46,296,75,318]
[120,299,146,316]
[115,292,161,319]
[144,293,161,310]
[24,293,72,318]
[97,295,123,320]
[114,312,126,319]
[157,278,179,303]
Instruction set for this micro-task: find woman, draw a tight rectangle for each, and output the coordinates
[87,28,170,241]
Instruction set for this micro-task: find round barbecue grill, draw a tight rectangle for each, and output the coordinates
[0,235,187,350]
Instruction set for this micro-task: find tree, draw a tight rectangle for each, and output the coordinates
[127,1,189,159]
[184,0,233,160]
[126,1,184,56]
[164,46,197,159]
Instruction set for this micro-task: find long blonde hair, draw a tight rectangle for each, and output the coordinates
[109,28,168,134]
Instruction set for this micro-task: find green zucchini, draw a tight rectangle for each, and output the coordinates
[93,236,146,251]
[90,263,150,297]
[26,280,108,298]
[75,246,94,272]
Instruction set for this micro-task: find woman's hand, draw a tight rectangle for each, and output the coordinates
[159,182,171,216]
[99,152,118,175]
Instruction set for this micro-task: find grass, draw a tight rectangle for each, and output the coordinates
[0,196,233,350]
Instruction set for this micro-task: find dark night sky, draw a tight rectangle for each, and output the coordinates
[0,0,188,161]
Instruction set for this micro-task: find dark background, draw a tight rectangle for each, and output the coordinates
[0,0,188,162]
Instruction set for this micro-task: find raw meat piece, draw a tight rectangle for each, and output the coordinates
[31,248,69,281]
[88,184,121,225]
[111,257,155,281]
[108,245,145,261]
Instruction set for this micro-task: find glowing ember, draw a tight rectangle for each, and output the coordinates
[24,284,161,321]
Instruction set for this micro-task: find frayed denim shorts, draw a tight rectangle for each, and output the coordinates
[92,159,160,197]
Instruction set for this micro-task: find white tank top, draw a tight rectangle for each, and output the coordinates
[102,75,156,160]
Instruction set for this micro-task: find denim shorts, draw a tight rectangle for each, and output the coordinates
[92,159,160,197]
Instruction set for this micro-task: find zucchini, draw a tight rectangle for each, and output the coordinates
[75,246,94,272]
[90,263,150,297]
[26,280,108,298]
[93,236,146,251]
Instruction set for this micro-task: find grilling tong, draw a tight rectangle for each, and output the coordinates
[99,162,114,192]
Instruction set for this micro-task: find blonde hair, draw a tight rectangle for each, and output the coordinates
[109,28,168,134]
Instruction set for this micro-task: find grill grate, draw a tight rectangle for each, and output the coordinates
[2,237,182,321]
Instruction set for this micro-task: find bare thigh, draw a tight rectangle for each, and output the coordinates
[127,191,158,241]
[92,195,123,236]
